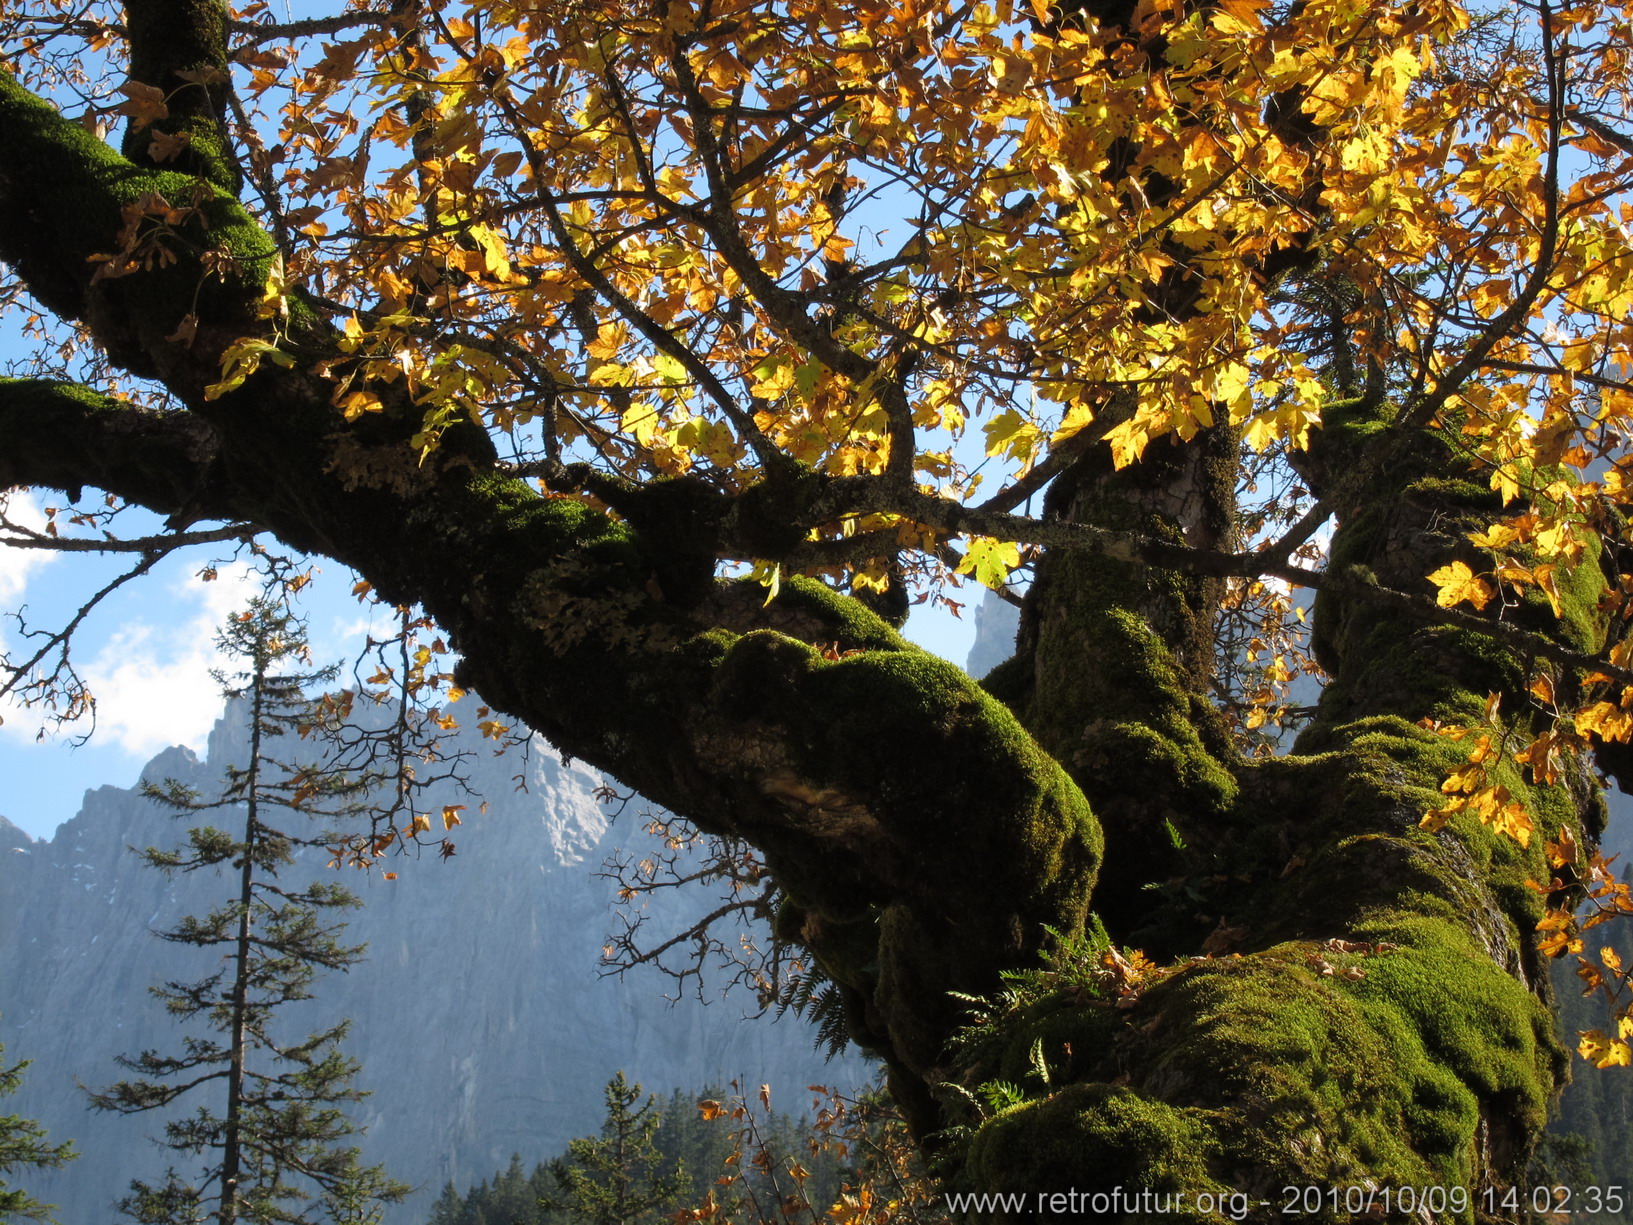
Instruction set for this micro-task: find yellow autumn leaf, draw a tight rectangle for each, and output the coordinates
[339,390,385,420]
[957,537,1021,591]
[988,52,1031,95]
[749,354,796,399]
[1427,561,1494,611]
[1532,564,1565,617]
[1539,927,1582,958]
[1546,824,1578,869]
[467,223,516,282]
[1242,412,1279,453]
[1491,798,1534,847]
[1577,702,1633,742]
[114,80,169,127]
[204,337,297,400]
[983,408,1042,465]
[1104,416,1153,469]
[1580,1030,1633,1068]
[1467,523,1522,549]
[585,324,624,361]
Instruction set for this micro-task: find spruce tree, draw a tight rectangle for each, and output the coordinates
[0,1038,75,1224]
[425,1182,466,1225]
[88,595,407,1224]
[543,1075,684,1225]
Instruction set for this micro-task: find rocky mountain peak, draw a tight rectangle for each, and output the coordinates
[1,702,866,1222]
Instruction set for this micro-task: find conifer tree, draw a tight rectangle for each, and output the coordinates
[88,595,407,1224]
[424,1182,466,1225]
[543,1075,684,1225]
[0,1038,75,1224]
[481,1156,539,1225]
[650,1088,730,1207]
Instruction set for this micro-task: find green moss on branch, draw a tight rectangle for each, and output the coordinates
[0,69,272,381]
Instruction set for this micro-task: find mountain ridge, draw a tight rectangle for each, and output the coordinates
[0,702,867,1223]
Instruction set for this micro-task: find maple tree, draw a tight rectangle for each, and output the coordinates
[3,0,1633,1211]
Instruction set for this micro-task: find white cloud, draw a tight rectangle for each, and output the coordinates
[0,559,263,757]
[0,491,60,605]
[78,561,263,755]
[190,559,262,624]
[76,622,225,755]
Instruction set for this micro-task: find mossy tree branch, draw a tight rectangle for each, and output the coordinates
[122,0,240,192]
[0,379,222,516]
[0,69,1102,1141]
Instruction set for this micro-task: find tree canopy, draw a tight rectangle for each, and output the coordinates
[3,0,1633,1214]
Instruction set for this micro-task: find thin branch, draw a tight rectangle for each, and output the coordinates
[1285,562,1633,689]
[972,412,1105,515]
[225,85,294,259]
[1565,103,1633,156]
[479,69,785,472]
[0,521,257,552]
[1392,0,1565,440]
[1484,359,1633,395]
[668,45,879,389]
[1252,496,1335,576]
[0,550,164,712]
[789,472,1633,688]
[227,11,393,47]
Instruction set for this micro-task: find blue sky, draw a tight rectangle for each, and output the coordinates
[0,510,372,838]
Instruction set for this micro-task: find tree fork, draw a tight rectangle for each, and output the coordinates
[944,407,1610,1217]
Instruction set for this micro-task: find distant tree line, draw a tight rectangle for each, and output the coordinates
[423,1074,939,1225]
[1545,910,1633,1221]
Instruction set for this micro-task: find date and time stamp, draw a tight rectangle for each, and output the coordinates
[1280,1184,1629,1217]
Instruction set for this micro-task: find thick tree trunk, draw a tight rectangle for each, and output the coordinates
[948,398,1600,1219]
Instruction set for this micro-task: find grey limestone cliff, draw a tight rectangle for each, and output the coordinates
[0,814,31,854]
[0,706,866,1223]
[964,589,1020,680]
